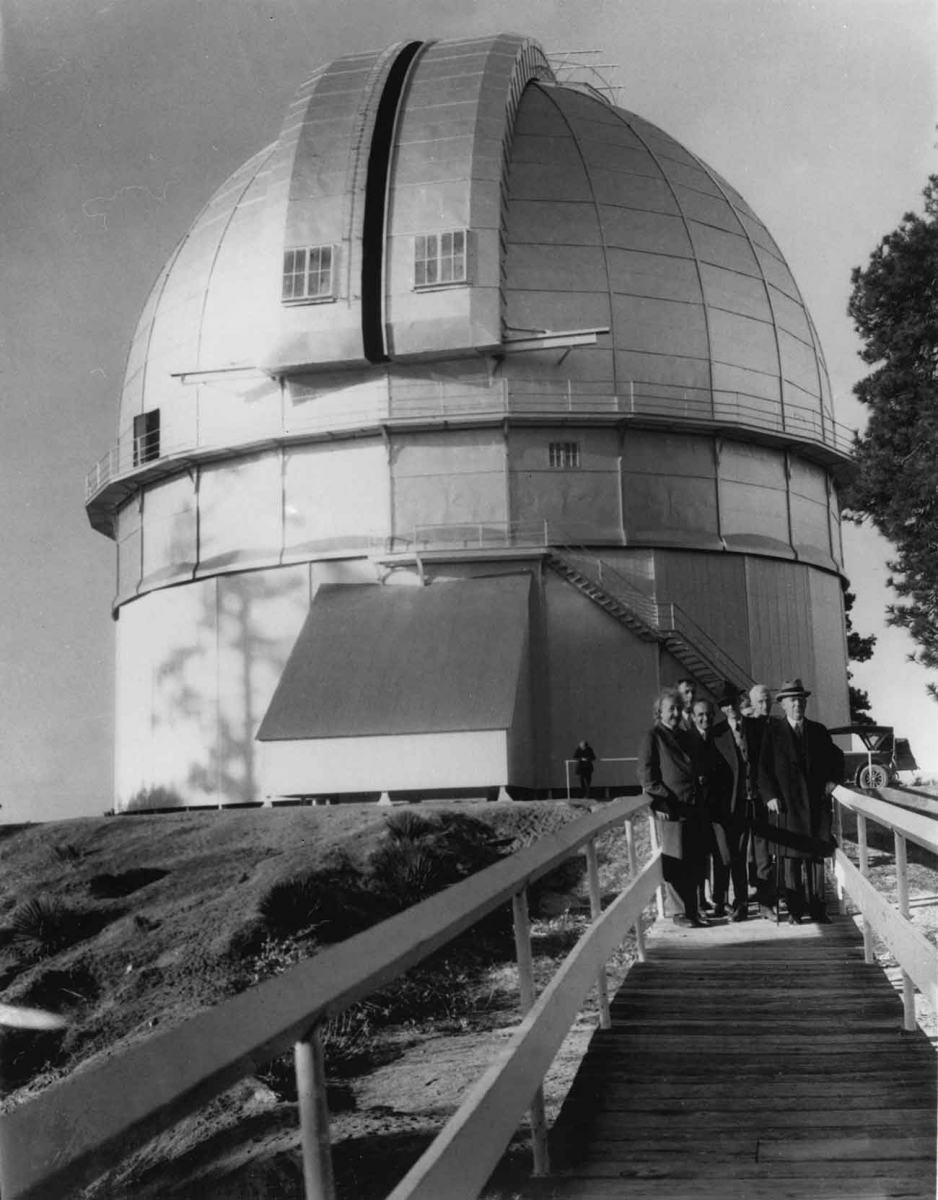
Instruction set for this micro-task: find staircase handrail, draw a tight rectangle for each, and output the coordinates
[657,601,755,689]
[553,547,660,628]
[552,549,752,688]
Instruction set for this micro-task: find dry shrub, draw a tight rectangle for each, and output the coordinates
[9,897,77,958]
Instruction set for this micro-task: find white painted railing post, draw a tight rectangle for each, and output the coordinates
[647,812,666,918]
[585,838,611,1029]
[834,799,845,903]
[893,830,917,1032]
[511,889,550,1176]
[295,1026,335,1200]
[856,813,874,964]
[625,818,646,961]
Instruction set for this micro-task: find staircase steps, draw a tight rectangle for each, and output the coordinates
[546,551,750,692]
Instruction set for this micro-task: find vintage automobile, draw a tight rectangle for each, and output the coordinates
[828,725,919,789]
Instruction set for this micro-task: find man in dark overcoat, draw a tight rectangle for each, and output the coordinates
[712,685,755,920]
[745,682,777,917]
[689,697,726,915]
[637,687,709,927]
[758,678,843,924]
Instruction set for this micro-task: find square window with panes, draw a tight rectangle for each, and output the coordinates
[549,441,581,469]
[414,230,468,288]
[282,245,335,302]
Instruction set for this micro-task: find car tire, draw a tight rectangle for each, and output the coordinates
[858,764,889,790]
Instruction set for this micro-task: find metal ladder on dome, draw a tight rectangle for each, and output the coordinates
[546,548,755,694]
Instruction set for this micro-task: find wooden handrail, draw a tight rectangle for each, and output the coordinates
[832,785,938,1029]
[386,857,661,1200]
[833,786,938,855]
[0,796,650,1200]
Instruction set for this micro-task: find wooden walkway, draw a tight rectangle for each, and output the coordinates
[524,903,937,1199]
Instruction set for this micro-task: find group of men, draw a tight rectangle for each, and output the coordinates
[637,675,844,928]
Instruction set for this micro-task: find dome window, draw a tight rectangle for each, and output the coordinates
[549,441,581,469]
[282,245,336,303]
[414,230,468,289]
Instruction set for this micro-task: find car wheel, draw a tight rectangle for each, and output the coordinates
[858,764,889,789]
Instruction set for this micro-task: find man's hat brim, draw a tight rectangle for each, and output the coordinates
[776,679,811,700]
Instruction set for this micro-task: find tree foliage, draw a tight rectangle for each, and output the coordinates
[845,174,938,701]
[842,588,876,724]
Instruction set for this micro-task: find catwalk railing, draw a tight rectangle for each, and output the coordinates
[832,785,938,1031]
[85,377,854,501]
[0,796,661,1200]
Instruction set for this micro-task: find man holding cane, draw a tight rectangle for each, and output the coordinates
[758,678,843,924]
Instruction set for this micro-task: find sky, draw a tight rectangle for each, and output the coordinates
[0,0,935,823]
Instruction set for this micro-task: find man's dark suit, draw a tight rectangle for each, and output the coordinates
[759,717,843,919]
[712,723,752,913]
[636,723,707,920]
[744,714,775,904]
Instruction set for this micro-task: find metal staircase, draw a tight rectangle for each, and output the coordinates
[546,549,754,694]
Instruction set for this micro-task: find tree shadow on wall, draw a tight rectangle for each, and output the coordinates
[153,567,307,805]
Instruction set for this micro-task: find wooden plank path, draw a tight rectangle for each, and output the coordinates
[522,903,937,1199]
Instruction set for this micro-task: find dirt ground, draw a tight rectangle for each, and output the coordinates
[1,794,935,1199]
[0,801,643,1199]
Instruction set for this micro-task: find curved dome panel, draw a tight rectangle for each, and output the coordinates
[117,34,554,438]
[501,82,829,439]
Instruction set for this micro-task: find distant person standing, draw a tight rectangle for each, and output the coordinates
[637,689,708,928]
[759,678,843,924]
[573,740,597,798]
[676,678,697,732]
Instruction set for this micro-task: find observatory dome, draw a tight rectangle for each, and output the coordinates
[88,34,852,811]
[112,38,836,458]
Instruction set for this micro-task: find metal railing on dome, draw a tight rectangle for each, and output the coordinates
[85,377,855,503]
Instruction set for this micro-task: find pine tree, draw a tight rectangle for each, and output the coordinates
[842,587,876,724]
[845,174,938,702]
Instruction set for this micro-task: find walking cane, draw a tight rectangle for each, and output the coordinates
[773,810,780,927]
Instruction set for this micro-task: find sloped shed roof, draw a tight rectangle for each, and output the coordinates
[257,575,531,740]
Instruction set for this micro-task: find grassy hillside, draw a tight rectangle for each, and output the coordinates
[0,800,637,1198]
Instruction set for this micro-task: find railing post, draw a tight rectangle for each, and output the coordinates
[295,1025,336,1200]
[511,889,550,1176]
[647,811,666,919]
[856,813,874,964]
[624,817,646,961]
[893,830,917,1032]
[585,838,611,1029]
[834,799,845,903]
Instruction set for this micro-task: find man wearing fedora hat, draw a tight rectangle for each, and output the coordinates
[758,678,843,924]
